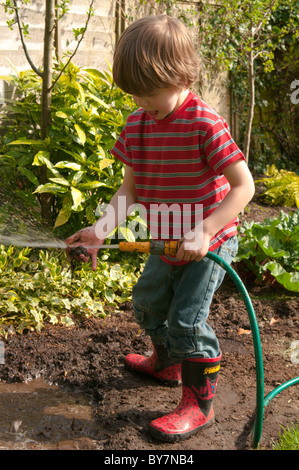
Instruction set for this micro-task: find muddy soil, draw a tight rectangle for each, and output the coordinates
[0,197,298,451]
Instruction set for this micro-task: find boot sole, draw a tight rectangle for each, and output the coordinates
[149,417,214,442]
[125,363,181,387]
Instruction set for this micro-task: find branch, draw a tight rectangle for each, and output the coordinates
[253,49,269,60]
[115,0,127,24]
[252,0,278,40]
[253,25,299,48]
[49,0,95,91]
[12,0,43,77]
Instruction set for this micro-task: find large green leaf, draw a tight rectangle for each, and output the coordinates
[8,139,45,146]
[265,262,299,292]
[17,167,39,185]
[54,161,82,171]
[236,210,299,291]
[55,111,68,119]
[34,183,68,194]
[257,235,287,259]
[77,181,106,189]
[54,210,71,229]
[85,91,110,108]
[74,124,86,145]
[71,187,83,209]
[54,204,72,229]
[33,151,61,177]
[49,177,70,186]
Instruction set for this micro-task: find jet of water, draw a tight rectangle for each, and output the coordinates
[0,178,66,250]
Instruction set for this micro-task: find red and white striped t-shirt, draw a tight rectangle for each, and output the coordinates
[111,91,245,264]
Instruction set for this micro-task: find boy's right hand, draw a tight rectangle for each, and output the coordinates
[65,226,104,271]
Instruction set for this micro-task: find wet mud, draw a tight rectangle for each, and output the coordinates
[0,379,99,450]
[0,281,298,451]
[0,200,298,451]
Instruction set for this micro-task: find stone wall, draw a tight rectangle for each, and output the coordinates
[0,0,231,126]
[0,0,116,102]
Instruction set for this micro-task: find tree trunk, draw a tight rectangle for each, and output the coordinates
[54,0,62,61]
[243,49,255,166]
[40,0,55,223]
[41,0,55,139]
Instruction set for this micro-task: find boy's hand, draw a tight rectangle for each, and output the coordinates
[176,229,209,262]
[65,226,104,271]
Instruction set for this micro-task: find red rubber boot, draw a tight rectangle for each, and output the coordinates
[149,353,222,441]
[125,344,182,386]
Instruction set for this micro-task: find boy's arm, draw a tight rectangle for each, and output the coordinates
[176,160,255,262]
[65,165,137,270]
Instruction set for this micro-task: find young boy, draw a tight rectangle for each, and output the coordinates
[66,15,255,442]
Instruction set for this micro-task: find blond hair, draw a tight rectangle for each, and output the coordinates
[113,15,199,96]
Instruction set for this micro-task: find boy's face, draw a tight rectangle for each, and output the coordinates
[132,87,188,120]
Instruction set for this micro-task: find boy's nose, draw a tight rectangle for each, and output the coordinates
[132,95,149,108]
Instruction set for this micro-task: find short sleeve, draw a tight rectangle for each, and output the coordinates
[203,119,245,174]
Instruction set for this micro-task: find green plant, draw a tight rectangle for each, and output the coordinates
[0,64,136,236]
[235,210,299,292]
[0,244,145,337]
[253,40,299,171]
[197,0,298,166]
[272,422,299,450]
[2,0,95,139]
[256,165,299,208]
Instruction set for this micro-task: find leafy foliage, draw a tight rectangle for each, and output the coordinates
[0,63,146,337]
[256,165,299,208]
[253,42,299,171]
[0,244,145,337]
[0,64,136,237]
[196,0,299,168]
[235,210,299,292]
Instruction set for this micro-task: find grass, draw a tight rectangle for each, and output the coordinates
[272,422,299,450]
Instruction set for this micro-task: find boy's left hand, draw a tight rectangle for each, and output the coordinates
[176,229,210,262]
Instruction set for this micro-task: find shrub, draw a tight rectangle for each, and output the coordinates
[0,244,145,336]
[256,165,299,208]
[0,64,136,237]
[235,210,299,292]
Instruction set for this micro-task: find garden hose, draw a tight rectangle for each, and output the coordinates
[205,251,264,448]
[263,377,299,408]
[68,241,298,448]
[206,251,299,449]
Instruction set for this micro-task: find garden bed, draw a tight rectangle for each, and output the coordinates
[0,198,298,451]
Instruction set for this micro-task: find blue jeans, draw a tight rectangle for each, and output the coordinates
[132,236,238,360]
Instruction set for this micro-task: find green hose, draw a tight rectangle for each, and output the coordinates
[206,251,299,448]
[264,377,299,408]
[206,251,264,447]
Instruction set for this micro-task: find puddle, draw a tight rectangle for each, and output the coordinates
[0,378,102,449]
